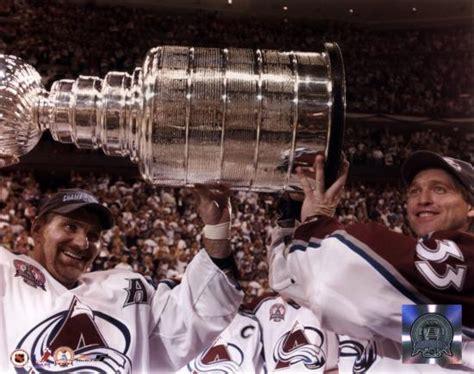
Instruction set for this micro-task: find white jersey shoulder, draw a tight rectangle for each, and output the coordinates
[0,247,242,373]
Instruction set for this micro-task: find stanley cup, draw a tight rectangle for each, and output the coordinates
[0,44,345,192]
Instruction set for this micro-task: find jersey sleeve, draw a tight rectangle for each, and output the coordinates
[269,216,474,343]
[149,249,243,371]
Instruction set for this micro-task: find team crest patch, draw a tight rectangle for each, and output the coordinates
[14,259,46,291]
[269,303,286,322]
[402,304,462,365]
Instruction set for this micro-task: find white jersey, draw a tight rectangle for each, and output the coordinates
[247,294,338,373]
[269,218,474,373]
[0,247,243,373]
[177,311,264,373]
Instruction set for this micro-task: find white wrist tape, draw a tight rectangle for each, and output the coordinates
[203,222,231,240]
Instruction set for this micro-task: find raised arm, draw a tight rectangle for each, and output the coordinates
[296,153,349,222]
[193,183,239,279]
[149,183,243,371]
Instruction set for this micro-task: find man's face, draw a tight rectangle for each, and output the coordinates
[32,209,103,288]
[406,168,473,237]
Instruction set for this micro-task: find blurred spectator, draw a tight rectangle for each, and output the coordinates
[115,253,133,271]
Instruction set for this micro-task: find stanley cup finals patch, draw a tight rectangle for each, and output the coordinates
[402,304,462,365]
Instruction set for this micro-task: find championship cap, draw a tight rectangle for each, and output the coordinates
[37,189,114,230]
[401,151,474,197]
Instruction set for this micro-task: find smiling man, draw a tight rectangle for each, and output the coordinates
[269,151,473,372]
[30,190,111,289]
[404,152,473,237]
[1,187,242,373]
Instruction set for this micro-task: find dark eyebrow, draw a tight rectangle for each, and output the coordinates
[61,216,102,233]
[410,177,455,186]
[429,179,456,188]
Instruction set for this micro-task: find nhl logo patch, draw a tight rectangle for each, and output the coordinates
[402,304,462,365]
[14,259,46,291]
[269,303,286,322]
[10,349,29,368]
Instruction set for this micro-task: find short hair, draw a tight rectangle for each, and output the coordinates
[31,212,55,234]
[405,170,473,233]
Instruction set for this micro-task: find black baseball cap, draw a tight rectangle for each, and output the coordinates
[37,189,114,230]
[401,151,474,197]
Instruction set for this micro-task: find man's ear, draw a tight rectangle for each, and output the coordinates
[31,218,43,239]
[468,207,474,218]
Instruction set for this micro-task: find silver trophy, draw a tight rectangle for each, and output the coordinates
[0,44,345,192]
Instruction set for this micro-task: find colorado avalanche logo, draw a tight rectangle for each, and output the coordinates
[185,338,243,373]
[339,338,377,373]
[273,322,326,370]
[14,260,46,291]
[15,297,132,373]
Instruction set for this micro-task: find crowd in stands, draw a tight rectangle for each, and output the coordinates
[2,0,473,117]
[0,169,413,302]
[344,126,473,166]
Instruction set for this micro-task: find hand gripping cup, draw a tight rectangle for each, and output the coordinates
[0,44,345,192]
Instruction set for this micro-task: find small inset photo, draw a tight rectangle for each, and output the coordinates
[402,304,462,365]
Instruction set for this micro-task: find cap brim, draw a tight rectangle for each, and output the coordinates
[401,151,457,186]
[51,202,114,230]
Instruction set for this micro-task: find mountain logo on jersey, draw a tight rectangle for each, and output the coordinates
[273,321,326,370]
[14,296,132,373]
[184,338,243,373]
[339,338,377,373]
[13,259,46,291]
[270,302,286,322]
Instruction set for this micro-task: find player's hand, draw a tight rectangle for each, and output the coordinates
[296,154,349,222]
[193,183,231,225]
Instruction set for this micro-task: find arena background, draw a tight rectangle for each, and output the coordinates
[0,0,472,301]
